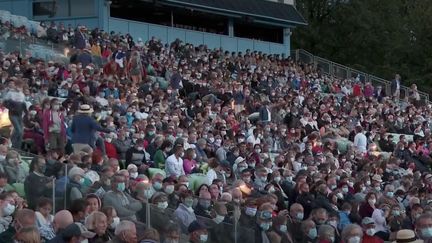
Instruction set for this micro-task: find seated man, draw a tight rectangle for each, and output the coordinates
[103,174,142,221]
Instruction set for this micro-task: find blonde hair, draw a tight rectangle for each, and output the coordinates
[85,211,107,230]
[15,226,41,243]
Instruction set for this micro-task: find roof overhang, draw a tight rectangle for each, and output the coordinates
[155,0,307,27]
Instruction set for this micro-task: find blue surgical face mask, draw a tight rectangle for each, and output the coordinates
[279,225,287,232]
[308,228,317,239]
[259,222,271,231]
[422,227,432,239]
[153,182,162,190]
[296,212,304,220]
[117,182,125,192]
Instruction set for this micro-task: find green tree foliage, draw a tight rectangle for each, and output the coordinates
[293,0,432,93]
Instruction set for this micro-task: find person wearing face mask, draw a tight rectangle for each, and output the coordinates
[378,184,398,207]
[300,219,318,243]
[0,208,36,243]
[195,191,212,218]
[24,156,53,210]
[103,133,118,159]
[208,202,232,242]
[361,217,383,243]
[100,206,119,239]
[246,203,275,243]
[126,164,138,181]
[250,144,263,165]
[272,215,294,243]
[239,199,258,228]
[360,193,378,218]
[188,220,209,243]
[65,167,86,204]
[161,177,178,209]
[183,148,199,175]
[148,193,171,233]
[317,224,335,243]
[341,224,363,243]
[252,167,268,191]
[103,174,142,221]
[4,151,27,184]
[125,138,147,169]
[415,214,432,241]
[0,193,15,233]
[174,190,197,233]
[42,98,66,153]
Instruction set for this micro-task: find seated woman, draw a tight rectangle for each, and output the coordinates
[4,150,27,183]
[23,106,45,154]
[35,197,55,241]
[85,211,112,243]
[101,206,119,239]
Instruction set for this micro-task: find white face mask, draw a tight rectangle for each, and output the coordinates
[130,172,138,179]
[213,214,225,224]
[110,216,120,229]
[348,236,361,243]
[3,203,15,216]
[158,201,168,210]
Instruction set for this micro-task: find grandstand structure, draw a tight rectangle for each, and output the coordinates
[0,0,429,101]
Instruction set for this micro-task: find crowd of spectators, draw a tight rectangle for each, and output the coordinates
[0,18,430,243]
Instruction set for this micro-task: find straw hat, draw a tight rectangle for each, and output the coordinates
[392,229,423,243]
[78,104,93,114]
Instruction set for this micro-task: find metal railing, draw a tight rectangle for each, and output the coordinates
[290,49,430,102]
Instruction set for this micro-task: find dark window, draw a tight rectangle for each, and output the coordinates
[33,0,95,18]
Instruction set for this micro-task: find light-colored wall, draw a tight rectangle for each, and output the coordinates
[0,0,31,17]
[109,17,290,55]
[0,0,105,29]
[0,0,291,55]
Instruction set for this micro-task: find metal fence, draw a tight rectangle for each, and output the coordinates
[290,49,430,103]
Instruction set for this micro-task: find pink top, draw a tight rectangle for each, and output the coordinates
[183,158,197,174]
[42,109,66,140]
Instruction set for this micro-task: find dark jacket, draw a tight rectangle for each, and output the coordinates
[24,172,52,209]
[0,226,15,243]
[71,114,111,146]
[259,106,270,122]
[125,147,147,167]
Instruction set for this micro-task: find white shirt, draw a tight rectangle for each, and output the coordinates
[354,132,367,153]
[95,97,108,107]
[165,154,185,177]
[206,168,217,185]
[247,135,261,146]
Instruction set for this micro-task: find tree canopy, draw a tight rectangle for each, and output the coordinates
[292,0,432,94]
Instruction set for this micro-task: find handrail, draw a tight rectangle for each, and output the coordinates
[291,49,430,102]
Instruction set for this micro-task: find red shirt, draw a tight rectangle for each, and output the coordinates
[362,234,383,243]
[353,83,363,96]
[104,141,118,159]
